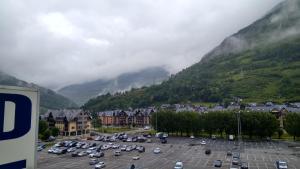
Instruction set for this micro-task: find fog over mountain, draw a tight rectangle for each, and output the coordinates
[58,67,169,105]
[0,0,282,90]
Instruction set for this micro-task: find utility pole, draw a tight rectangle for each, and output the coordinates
[236,110,242,152]
[156,112,158,132]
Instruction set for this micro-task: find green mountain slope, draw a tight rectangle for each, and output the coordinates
[83,0,300,111]
[0,72,78,112]
[58,67,169,106]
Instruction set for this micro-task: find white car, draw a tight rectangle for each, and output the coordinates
[144,126,151,130]
[114,150,121,156]
[121,145,127,151]
[153,147,161,154]
[200,140,206,145]
[126,146,133,152]
[174,162,183,169]
[132,156,140,160]
[112,144,120,149]
[89,147,97,150]
[190,135,195,139]
[95,161,105,168]
[47,148,55,153]
[276,161,288,169]
[67,147,77,153]
[89,152,99,158]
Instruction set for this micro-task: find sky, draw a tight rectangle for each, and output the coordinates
[0,0,283,90]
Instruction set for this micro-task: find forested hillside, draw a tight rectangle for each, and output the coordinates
[83,0,300,111]
[0,71,77,112]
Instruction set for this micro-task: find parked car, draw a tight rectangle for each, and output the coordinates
[132,137,138,142]
[161,138,167,144]
[174,161,183,169]
[54,142,63,147]
[95,161,105,168]
[132,145,137,150]
[212,135,216,140]
[227,151,232,156]
[71,151,79,157]
[132,156,140,160]
[90,152,104,158]
[126,146,133,152]
[276,161,288,169]
[153,147,161,154]
[89,159,99,165]
[200,140,206,145]
[137,146,145,153]
[232,152,240,159]
[138,137,146,142]
[47,136,56,142]
[78,151,88,157]
[86,149,94,154]
[95,136,103,141]
[190,135,195,139]
[144,126,151,130]
[121,145,127,151]
[241,162,249,169]
[214,160,222,167]
[114,150,121,156]
[205,149,211,155]
[232,157,240,165]
[67,147,77,153]
[82,144,89,149]
[47,147,57,153]
[112,144,120,149]
[37,144,46,151]
[56,147,68,155]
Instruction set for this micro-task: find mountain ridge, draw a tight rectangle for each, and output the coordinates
[0,71,78,113]
[83,0,300,111]
[202,0,300,63]
[58,67,170,105]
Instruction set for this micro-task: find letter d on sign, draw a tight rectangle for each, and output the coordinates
[0,94,32,141]
[0,86,38,169]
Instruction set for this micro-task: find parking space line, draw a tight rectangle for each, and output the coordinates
[264,161,269,169]
[256,161,260,169]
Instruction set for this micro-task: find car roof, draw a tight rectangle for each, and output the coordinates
[278,161,287,163]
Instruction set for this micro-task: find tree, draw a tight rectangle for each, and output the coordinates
[277,128,284,139]
[39,120,48,134]
[51,127,60,137]
[41,129,51,140]
[285,113,300,140]
[91,112,102,128]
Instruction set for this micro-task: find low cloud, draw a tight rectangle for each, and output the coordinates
[0,0,282,90]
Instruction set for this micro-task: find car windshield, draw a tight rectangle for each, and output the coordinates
[279,162,287,166]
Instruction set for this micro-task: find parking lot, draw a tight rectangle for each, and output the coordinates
[37,136,300,169]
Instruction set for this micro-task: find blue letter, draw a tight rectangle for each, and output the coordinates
[0,94,32,141]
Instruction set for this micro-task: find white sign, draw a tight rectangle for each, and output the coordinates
[0,85,39,169]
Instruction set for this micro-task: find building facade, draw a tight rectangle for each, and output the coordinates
[97,109,153,127]
[41,109,91,136]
